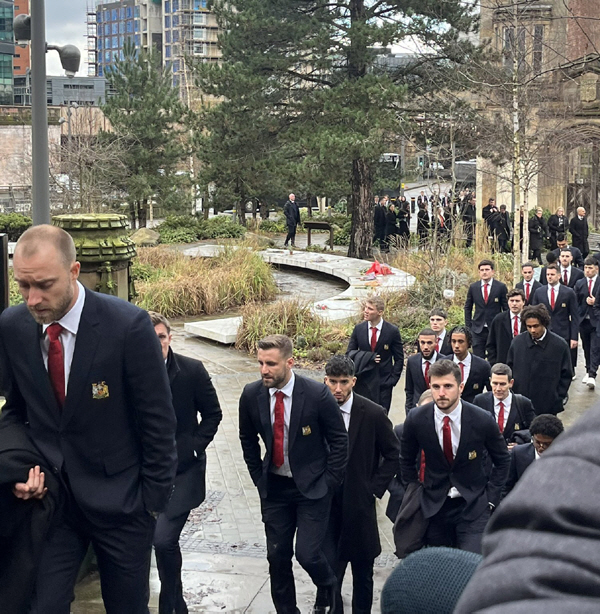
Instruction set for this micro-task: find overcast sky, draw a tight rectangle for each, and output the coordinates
[45,1,89,76]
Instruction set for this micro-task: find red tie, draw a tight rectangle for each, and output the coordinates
[435,337,440,353]
[589,279,594,297]
[563,270,568,285]
[550,286,556,310]
[498,401,505,433]
[442,416,453,465]
[525,283,530,302]
[483,283,489,304]
[513,315,519,337]
[459,361,465,382]
[424,361,430,387]
[370,327,377,351]
[46,323,66,407]
[272,391,285,468]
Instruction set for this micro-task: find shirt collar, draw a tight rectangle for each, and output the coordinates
[561,265,571,273]
[535,448,541,460]
[435,400,462,424]
[495,392,512,408]
[42,280,86,337]
[339,392,353,416]
[423,352,437,364]
[453,353,472,367]
[269,370,295,398]
[481,279,492,287]
[370,319,383,332]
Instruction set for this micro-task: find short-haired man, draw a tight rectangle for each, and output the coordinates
[516,262,542,305]
[450,326,491,404]
[238,335,348,614]
[539,251,558,286]
[319,356,399,614]
[346,296,404,412]
[532,262,580,372]
[575,256,600,389]
[569,206,590,258]
[149,311,222,614]
[283,193,301,248]
[400,360,510,554]
[495,204,511,253]
[473,363,536,447]
[552,233,584,268]
[0,225,177,612]
[429,308,452,356]
[374,196,387,248]
[405,328,447,413]
[464,260,508,358]
[486,289,526,365]
[507,304,572,415]
[558,248,584,288]
[504,414,564,494]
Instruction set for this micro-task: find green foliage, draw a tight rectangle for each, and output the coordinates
[156,215,246,243]
[199,216,246,240]
[333,220,352,246]
[0,213,32,241]
[258,219,287,234]
[9,270,23,306]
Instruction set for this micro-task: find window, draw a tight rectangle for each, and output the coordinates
[172,29,179,42]
[120,7,125,19]
[165,45,171,58]
[126,6,132,18]
[165,16,170,28]
[105,50,111,62]
[165,1,170,13]
[135,6,140,17]
[112,36,118,48]
[119,21,125,34]
[97,11,102,23]
[112,22,118,34]
[104,10,109,22]
[134,34,140,46]
[173,59,180,72]
[194,0,207,8]
[104,23,110,35]
[172,15,179,27]
[193,27,206,40]
[127,20,133,33]
[503,27,526,69]
[98,65,104,76]
[533,25,544,75]
[111,9,117,21]
[194,13,205,24]
[98,38,103,50]
[165,30,171,43]
[134,19,140,31]
[173,0,179,10]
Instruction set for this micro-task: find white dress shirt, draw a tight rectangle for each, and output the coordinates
[534,448,541,460]
[560,265,572,284]
[339,393,353,431]
[434,402,462,498]
[511,312,521,336]
[547,282,560,304]
[494,392,512,431]
[269,371,295,477]
[523,280,532,298]
[41,280,86,394]
[481,279,492,301]
[453,352,472,384]
[437,329,446,351]
[369,319,383,346]
[422,353,437,378]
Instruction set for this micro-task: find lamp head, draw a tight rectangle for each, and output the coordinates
[13,14,31,45]
[58,45,81,78]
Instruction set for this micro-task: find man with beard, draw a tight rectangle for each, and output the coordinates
[239,335,348,614]
[0,225,177,613]
[516,262,541,305]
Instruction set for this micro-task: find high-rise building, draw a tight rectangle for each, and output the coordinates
[12,0,29,76]
[0,0,14,105]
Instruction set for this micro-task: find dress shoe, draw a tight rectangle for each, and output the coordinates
[588,377,596,390]
[583,374,590,384]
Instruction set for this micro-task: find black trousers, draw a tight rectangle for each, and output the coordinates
[154,511,191,614]
[30,494,155,614]
[579,319,599,376]
[531,248,543,265]
[424,497,491,555]
[374,226,386,247]
[378,386,393,414]
[284,225,298,246]
[261,474,336,614]
[471,329,489,359]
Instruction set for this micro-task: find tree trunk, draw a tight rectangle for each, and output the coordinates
[348,158,373,259]
[237,198,247,226]
[139,199,148,228]
[307,193,313,217]
[129,202,137,229]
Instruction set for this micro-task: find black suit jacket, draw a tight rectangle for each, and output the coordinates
[164,350,222,519]
[437,330,452,357]
[0,288,177,525]
[516,279,542,305]
[575,276,600,324]
[504,442,536,495]
[404,352,447,413]
[460,354,491,404]
[283,199,301,229]
[532,284,580,342]
[374,204,386,230]
[485,311,524,365]
[569,216,589,256]
[464,279,509,334]
[400,401,510,521]
[559,266,584,288]
[335,393,399,562]
[238,374,348,499]
[472,392,536,444]
[552,246,584,268]
[346,320,404,401]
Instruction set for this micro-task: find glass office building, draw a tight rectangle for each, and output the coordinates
[0,0,14,105]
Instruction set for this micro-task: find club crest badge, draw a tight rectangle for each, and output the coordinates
[92,381,109,400]
[468,450,477,461]
[302,425,312,436]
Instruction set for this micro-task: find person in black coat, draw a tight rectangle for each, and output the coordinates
[575,257,600,388]
[384,203,399,248]
[396,202,411,243]
[373,196,387,248]
[319,356,400,614]
[346,296,404,412]
[503,414,564,495]
[464,259,509,358]
[485,289,526,365]
[400,360,510,554]
[417,201,430,245]
[532,263,580,370]
[461,195,476,248]
[548,206,567,250]
[405,328,447,413]
[149,312,223,614]
[516,261,542,305]
[449,326,491,403]
[473,363,536,446]
[283,193,301,247]
[494,205,511,253]
[529,207,548,265]
[558,248,585,288]
[507,304,572,415]
[552,233,584,268]
[482,198,499,235]
[238,335,348,614]
[569,206,590,257]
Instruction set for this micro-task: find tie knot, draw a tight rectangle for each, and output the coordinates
[499,401,504,409]
[443,416,451,426]
[46,323,63,342]
[275,390,285,402]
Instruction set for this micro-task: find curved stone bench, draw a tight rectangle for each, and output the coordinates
[182,246,415,344]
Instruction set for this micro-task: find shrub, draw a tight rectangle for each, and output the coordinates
[198,216,246,239]
[259,219,287,233]
[0,213,32,241]
[156,214,246,243]
[333,220,352,246]
[9,270,23,306]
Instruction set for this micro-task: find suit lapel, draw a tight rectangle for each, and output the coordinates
[455,404,471,463]
[426,405,449,467]
[374,321,386,352]
[505,395,518,435]
[258,385,273,449]
[347,395,364,457]
[288,376,305,452]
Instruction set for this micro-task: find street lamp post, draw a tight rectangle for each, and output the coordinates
[14,5,81,226]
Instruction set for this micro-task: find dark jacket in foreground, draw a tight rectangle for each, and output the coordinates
[503,442,536,495]
[455,405,600,614]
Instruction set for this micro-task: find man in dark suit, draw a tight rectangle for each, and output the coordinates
[0,225,177,613]
[416,201,430,245]
[405,328,447,414]
[400,360,510,554]
[504,414,564,495]
[516,261,542,305]
[450,326,491,404]
[552,233,584,267]
[464,259,508,358]
[346,296,404,412]
[539,251,558,286]
[532,262,580,371]
[558,248,584,288]
[318,355,399,614]
[486,289,526,365]
[569,206,590,258]
[461,195,476,248]
[495,204,511,253]
[575,257,600,390]
[150,312,222,614]
[373,196,387,248]
[507,304,572,415]
[473,363,536,446]
[238,334,348,614]
[283,193,301,247]
[429,308,452,356]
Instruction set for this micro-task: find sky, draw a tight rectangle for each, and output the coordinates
[44,1,89,76]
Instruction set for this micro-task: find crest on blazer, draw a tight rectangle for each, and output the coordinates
[494,297,499,302]
[561,303,566,308]
[514,423,520,430]
[473,383,480,390]
[92,381,109,400]
[383,344,389,350]
[468,450,477,460]
[302,425,312,436]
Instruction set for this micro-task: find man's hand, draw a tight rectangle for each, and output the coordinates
[507,442,517,451]
[374,354,381,364]
[13,465,47,500]
[571,340,579,349]
[587,296,596,306]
